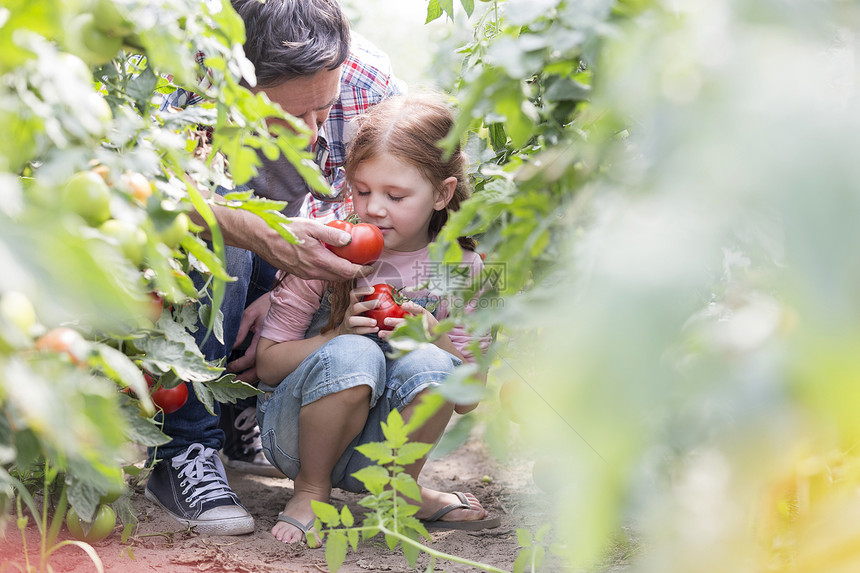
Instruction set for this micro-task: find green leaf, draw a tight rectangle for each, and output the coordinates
[138,324,223,382]
[426,0,443,23]
[460,0,475,17]
[402,392,445,434]
[355,442,394,464]
[121,405,171,446]
[385,533,398,550]
[202,374,262,404]
[94,344,154,415]
[350,465,389,496]
[535,523,552,542]
[517,528,534,547]
[191,381,216,416]
[182,174,227,336]
[180,234,234,282]
[126,64,159,113]
[348,528,360,551]
[340,505,354,527]
[403,529,421,567]
[380,410,408,448]
[12,429,40,472]
[394,442,433,467]
[391,473,422,503]
[440,0,455,20]
[312,500,341,526]
[325,530,348,573]
[430,414,476,459]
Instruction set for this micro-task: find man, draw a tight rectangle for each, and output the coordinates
[217,28,404,479]
[145,0,401,535]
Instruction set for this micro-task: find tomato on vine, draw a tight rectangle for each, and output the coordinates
[143,373,188,414]
[66,504,116,543]
[34,327,85,366]
[362,284,408,331]
[325,216,384,265]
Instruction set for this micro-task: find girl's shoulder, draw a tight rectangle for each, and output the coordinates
[271,272,327,304]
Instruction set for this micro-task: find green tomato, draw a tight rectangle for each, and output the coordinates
[98,482,126,505]
[99,219,146,266]
[65,13,122,66]
[92,0,134,36]
[159,212,190,248]
[66,504,116,543]
[63,171,112,226]
[0,291,36,334]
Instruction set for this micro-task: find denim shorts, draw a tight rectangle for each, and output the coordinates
[256,334,461,492]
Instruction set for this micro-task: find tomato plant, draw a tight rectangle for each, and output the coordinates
[325,218,384,265]
[362,284,407,331]
[66,504,116,543]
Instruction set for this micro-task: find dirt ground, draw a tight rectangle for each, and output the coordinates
[0,427,577,573]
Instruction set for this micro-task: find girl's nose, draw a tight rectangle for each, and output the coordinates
[366,195,387,218]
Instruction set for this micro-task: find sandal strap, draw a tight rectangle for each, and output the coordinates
[422,491,471,523]
[277,513,314,533]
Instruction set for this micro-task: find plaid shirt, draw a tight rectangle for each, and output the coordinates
[161,33,403,221]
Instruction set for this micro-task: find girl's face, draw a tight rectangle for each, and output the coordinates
[350,152,455,252]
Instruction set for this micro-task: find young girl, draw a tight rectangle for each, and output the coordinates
[254,94,498,543]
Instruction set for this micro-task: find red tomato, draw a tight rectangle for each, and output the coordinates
[151,383,188,414]
[325,219,384,265]
[147,292,163,322]
[34,327,85,366]
[143,372,188,414]
[362,284,407,331]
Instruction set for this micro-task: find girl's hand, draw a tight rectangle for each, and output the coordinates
[377,300,436,340]
[337,286,380,336]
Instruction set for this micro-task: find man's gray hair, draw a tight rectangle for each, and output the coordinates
[232,0,351,88]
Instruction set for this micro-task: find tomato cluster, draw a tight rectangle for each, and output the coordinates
[325,219,384,265]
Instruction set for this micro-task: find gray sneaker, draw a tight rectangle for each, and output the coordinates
[145,443,255,535]
[219,405,285,478]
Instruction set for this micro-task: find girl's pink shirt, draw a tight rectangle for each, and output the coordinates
[260,246,491,361]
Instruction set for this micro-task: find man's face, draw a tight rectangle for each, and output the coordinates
[256,67,342,148]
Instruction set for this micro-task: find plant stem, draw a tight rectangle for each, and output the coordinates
[17,496,32,573]
[377,524,510,573]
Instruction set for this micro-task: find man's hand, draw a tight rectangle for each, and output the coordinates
[261,217,368,281]
[215,208,370,281]
[225,295,271,384]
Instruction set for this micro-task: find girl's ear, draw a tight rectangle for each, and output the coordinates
[434,177,457,211]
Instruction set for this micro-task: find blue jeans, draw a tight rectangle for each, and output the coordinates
[153,235,278,460]
[256,335,461,492]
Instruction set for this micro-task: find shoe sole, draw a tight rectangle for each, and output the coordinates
[219,452,288,479]
[144,488,256,536]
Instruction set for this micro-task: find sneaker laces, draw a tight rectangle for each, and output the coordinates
[233,406,263,455]
[172,444,237,507]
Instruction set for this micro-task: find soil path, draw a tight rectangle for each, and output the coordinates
[0,430,558,572]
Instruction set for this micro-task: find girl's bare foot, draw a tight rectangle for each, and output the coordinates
[272,490,327,543]
[414,488,488,524]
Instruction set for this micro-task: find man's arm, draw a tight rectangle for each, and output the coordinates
[190,200,365,282]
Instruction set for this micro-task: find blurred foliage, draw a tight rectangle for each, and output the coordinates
[0,0,335,551]
[424,0,860,571]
